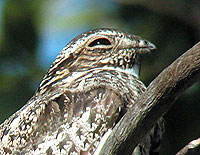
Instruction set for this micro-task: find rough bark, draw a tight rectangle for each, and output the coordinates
[99,42,200,155]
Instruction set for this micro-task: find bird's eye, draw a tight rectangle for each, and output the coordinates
[88,38,111,47]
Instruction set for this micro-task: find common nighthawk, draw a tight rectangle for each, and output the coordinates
[0,28,163,155]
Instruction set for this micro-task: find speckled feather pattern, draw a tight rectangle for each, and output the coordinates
[0,28,162,155]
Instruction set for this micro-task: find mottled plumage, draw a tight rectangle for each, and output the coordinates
[0,28,163,155]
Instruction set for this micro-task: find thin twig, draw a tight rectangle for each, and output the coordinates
[176,138,200,155]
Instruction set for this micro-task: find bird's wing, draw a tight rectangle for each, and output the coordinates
[31,69,145,154]
[0,69,146,155]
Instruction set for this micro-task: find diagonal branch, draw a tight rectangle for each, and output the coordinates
[176,138,200,155]
[99,42,200,155]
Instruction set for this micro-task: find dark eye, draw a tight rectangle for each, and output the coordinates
[88,38,111,47]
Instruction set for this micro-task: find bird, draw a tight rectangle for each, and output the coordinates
[0,28,163,155]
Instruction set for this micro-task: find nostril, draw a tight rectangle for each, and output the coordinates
[144,40,148,45]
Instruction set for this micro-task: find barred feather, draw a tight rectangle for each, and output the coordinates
[0,28,162,155]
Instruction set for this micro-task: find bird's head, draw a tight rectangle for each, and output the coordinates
[39,28,155,91]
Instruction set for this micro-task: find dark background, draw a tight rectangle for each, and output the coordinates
[0,0,199,154]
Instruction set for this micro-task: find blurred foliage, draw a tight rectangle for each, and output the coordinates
[0,0,43,122]
[0,0,199,154]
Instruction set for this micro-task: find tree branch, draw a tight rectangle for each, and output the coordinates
[99,42,200,155]
[176,138,200,155]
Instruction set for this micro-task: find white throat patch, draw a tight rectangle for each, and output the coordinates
[101,65,140,78]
